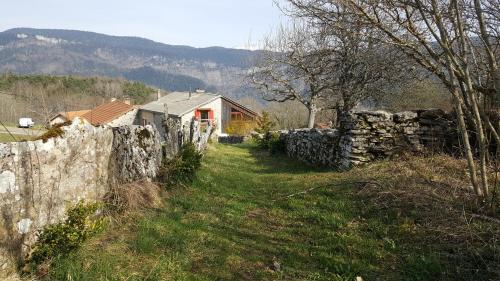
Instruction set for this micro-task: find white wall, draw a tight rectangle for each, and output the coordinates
[181,98,223,135]
[49,115,67,126]
[107,108,139,127]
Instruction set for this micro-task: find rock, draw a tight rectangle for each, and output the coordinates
[111,125,162,184]
[271,257,281,272]
[0,117,213,277]
[394,111,418,122]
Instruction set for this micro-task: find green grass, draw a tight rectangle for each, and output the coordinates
[0,133,31,142]
[45,144,499,280]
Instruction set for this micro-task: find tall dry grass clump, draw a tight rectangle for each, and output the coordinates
[104,180,163,215]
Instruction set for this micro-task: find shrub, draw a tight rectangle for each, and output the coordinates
[225,120,256,136]
[27,202,104,269]
[159,143,203,187]
[268,133,286,155]
[254,112,275,135]
[253,111,277,149]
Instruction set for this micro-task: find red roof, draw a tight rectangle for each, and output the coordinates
[82,101,133,126]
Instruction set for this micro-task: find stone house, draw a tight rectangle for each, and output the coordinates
[138,90,257,137]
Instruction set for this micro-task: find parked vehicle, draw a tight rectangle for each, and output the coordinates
[18,118,35,128]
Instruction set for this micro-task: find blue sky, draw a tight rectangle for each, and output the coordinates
[0,0,285,49]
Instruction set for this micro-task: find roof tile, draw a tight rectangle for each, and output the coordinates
[82,101,133,126]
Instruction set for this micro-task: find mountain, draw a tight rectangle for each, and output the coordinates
[0,28,259,99]
[123,67,215,93]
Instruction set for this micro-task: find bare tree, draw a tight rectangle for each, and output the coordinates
[251,7,411,128]
[250,21,333,128]
[303,4,411,115]
[267,100,310,129]
[287,0,499,197]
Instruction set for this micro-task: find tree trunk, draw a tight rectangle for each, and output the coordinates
[307,104,317,129]
[453,91,482,196]
[453,1,490,196]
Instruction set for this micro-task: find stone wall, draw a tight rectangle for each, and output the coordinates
[162,117,214,159]
[0,118,180,278]
[110,126,162,185]
[283,109,456,169]
[0,113,213,278]
[218,135,246,144]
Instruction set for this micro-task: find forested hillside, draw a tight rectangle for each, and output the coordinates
[0,73,156,124]
[0,28,259,99]
[123,67,215,93]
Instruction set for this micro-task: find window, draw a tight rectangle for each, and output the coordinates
[195,109,214,122]
[230,108,244,121]
[200,110,209,121]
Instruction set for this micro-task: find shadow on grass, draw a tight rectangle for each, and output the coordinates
[225,143,334,175]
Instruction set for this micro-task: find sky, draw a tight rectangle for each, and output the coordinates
[0,0,286,49]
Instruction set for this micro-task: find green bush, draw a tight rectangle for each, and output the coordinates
[268,133,286,155]
[160,143,203,187]
[254,132,286,154]
[252,111,285,153]
[27,202,104,268]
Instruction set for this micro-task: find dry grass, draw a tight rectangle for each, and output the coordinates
[348,153,500,279]
[33,121,71,143]
[104,180,163,215]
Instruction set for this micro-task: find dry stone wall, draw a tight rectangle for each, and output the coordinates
[0,120,114,277]
[161,117,214,159]
[0,116,212,279]
[110,126,162,184]
[283,109,456,169]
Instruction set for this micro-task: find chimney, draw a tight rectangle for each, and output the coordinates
[157,89,162,101]
[123,97,131,105]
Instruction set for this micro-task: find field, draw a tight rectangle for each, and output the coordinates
[0,133,31,142]
[45,143,499,280]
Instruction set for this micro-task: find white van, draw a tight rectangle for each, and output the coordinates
[18,118,35,128]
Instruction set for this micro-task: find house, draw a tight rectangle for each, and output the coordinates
[138,90,258,137]
[81,99,138,127]
[49,110,91,126]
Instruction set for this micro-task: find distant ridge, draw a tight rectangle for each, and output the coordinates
[0,28,260,98]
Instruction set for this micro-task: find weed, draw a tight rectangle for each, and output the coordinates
[33,121,71,143]
[159,143,202,187]
[25,202,104,275]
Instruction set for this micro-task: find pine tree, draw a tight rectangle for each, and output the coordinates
[255,111,275,135]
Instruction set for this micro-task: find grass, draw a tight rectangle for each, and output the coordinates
[44,143,500,281]
[0,133,32,142]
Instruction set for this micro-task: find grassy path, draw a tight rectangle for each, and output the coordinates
[47,143,497,280]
